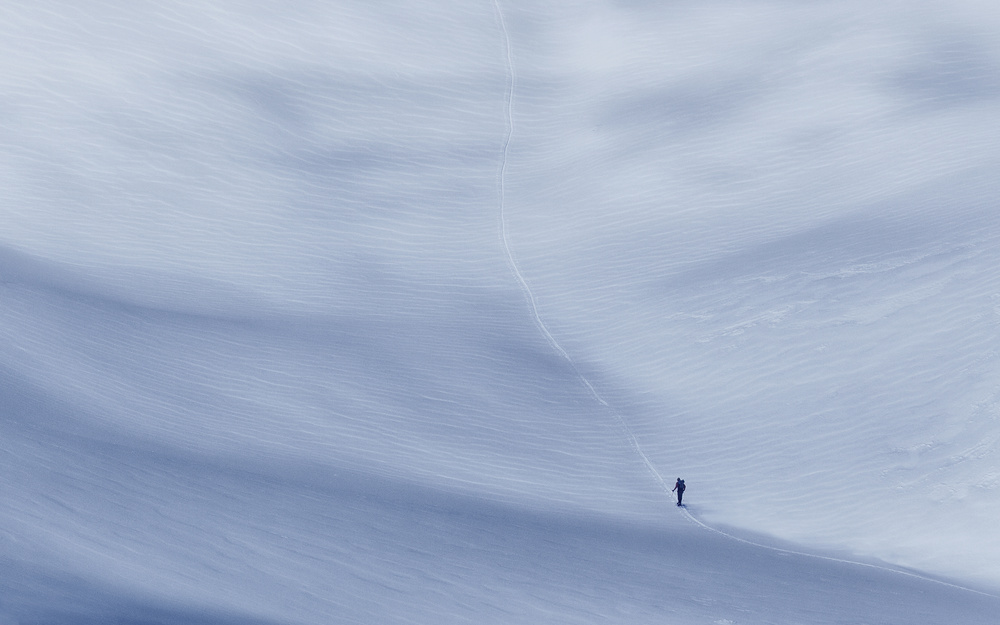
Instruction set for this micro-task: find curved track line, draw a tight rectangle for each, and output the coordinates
[489,0,997,602]
[490,0,672,499]
[681,507,998,598]
[491,0,549,353]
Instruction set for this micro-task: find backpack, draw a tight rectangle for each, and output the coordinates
[678,479,685,492]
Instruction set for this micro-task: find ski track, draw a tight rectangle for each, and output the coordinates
[490,0,998,603]
[680,507,999,599]
[492,0,674,501]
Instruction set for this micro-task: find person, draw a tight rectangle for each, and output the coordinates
[672,478,686,506]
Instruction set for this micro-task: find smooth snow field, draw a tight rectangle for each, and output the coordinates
[2,0,1000,623]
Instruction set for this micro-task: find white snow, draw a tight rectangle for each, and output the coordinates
[1,0,999,623]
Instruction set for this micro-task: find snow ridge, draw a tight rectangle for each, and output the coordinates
[491,0,673,501]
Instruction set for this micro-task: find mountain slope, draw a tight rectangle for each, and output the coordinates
[1,0,999,623]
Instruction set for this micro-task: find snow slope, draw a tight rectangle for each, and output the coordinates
[497,0,1000,585]
[1,0,999,623]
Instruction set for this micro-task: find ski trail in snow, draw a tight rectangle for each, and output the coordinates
[489,1,999,602]
[680,507,999,598]
[490,0,674,500]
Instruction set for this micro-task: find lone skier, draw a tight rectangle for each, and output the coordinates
[672,478,686,506]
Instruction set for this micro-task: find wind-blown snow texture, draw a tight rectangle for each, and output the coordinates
[1,0,999,623]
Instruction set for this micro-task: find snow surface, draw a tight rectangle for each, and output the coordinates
[1,0,999,623]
